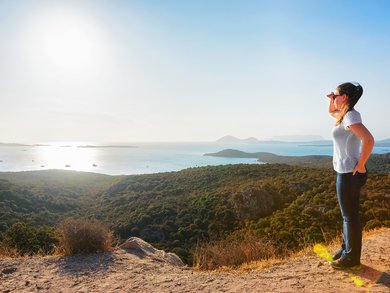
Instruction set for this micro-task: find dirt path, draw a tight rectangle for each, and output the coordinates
[1,229,389,293]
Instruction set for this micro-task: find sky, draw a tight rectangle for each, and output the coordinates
[0,0,389,143]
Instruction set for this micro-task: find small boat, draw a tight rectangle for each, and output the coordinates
[92,163,98,167]
[65,164,71,168]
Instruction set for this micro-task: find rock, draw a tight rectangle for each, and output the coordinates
[2,267,17,275]
[229,186,276,220]
[120,237,184,267]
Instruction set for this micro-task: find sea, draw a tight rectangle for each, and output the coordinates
[0,142,388,176]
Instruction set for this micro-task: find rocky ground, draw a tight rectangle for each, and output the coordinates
[1,229,389,293]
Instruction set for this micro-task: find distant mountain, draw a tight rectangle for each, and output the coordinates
[216,135,261,144]
[216,135,333,144]
[376,139,390,147]
[216,135,390,147]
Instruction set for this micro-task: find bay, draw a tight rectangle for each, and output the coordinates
[0,142,388,176]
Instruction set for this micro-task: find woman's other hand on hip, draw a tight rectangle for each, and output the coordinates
[353,164,366,175]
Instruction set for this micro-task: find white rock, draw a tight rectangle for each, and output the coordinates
[120,237,184,267]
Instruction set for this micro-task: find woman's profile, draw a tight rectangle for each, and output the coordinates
[327,82,375,269]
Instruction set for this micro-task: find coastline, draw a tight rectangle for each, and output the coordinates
[1,142,389,176]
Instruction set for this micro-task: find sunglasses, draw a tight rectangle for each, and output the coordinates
[332,94,341,101]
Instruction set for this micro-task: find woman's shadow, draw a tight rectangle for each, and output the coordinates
[350,264,390,289]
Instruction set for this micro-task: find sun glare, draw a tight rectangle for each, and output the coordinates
[42,20,95,71]
[22,6,106,75]
[37,144,98,172]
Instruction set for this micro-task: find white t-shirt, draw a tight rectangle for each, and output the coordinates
[331,109,362,173]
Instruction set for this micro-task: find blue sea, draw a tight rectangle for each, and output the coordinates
[0,142,388,176]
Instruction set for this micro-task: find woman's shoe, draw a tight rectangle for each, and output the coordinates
[330,257,361,270]
[332,249,343,261]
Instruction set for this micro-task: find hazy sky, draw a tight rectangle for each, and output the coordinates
[1,0,389,143]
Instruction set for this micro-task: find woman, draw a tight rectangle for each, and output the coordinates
[327,82,374,269]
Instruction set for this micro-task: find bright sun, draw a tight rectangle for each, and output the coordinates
[42,20,95,71]
[23,6,105,74]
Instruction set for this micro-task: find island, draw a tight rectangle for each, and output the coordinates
[204,149,390,173]
[204,149,332,168]
[77,145,138,148]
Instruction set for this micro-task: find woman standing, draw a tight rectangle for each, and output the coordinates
[327,82,374,269]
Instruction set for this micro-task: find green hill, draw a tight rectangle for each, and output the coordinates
[1,162,389,264]
[0,170,116,232]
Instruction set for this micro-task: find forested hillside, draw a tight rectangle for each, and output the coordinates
[0,170,115,232]
[87,164,320,262]
[1,161,389,264]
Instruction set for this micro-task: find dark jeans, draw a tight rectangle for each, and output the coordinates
[335,170,368,263]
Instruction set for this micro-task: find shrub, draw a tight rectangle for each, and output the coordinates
[1,222,58,256]
[57,217,113,255]
[193,232,276,270]
[364,219,383,230]
[34,226,60,255]
[2,222,33,256]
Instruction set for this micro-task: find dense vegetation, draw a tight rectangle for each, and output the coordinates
[252,171,390,250]
[0,170,115,231]
[88,164,313,262]
[0,154,389,265]
[1,222,58,256]
[1,218,112,256]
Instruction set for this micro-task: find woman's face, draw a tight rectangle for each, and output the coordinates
[332,89,348,110]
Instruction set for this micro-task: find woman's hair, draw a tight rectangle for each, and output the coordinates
[336,82,363,126]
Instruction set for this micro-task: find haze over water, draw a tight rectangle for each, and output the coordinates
[1,142,388,175]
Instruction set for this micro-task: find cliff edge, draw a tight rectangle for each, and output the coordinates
[1,229,389,293]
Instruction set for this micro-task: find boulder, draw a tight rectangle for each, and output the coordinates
[120,237,184,267]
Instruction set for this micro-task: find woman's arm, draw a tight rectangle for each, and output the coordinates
[349,123,375,175]
[327,93,340,118]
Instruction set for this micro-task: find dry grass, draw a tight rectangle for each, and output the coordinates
[362,226,390,237]
[193,233,277,270]
[56,217,113,255]
[194,227,390,272]
[0,242,19,258]
[238,257,289,272]
[311,226,390,260]
[244,227,390,272]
